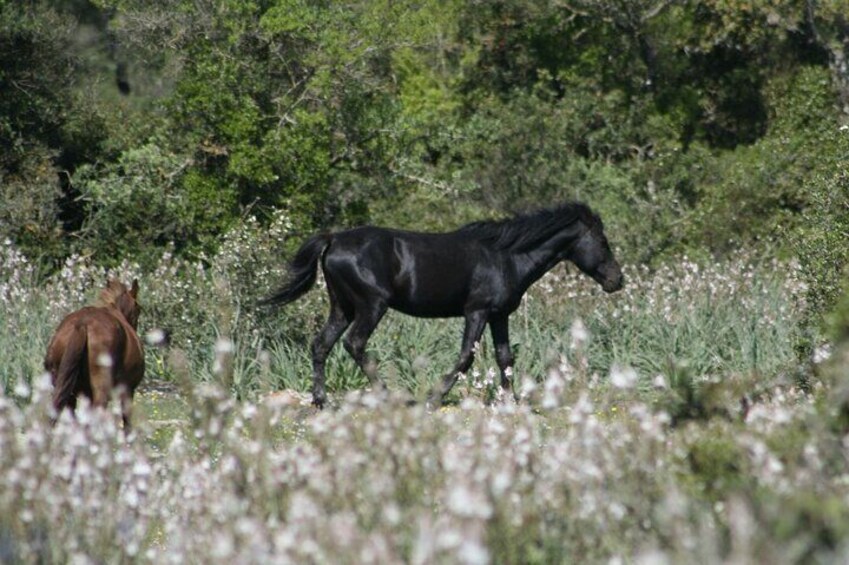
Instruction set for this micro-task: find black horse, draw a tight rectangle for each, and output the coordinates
[262,202,623,408]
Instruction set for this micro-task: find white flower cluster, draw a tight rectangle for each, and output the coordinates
[0,380,667,563]
[5,363,845,565]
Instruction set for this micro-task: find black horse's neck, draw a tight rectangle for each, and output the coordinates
[502,224,581,299]
[458,202,594,295]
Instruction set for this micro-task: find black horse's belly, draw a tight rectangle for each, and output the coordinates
[389,299,466,318]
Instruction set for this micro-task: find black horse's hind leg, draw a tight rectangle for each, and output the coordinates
[429,310,488,407]
[311,303,351,408]
[343,302,388,392]
[489,315,518,401]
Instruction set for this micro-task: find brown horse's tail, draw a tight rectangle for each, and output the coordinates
[259,233,332,307]
[52,326,88,415]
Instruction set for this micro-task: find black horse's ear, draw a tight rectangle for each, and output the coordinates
[130,278,139,298]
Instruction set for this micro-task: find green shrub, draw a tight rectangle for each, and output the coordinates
[828,280,849,342]
[73,144,239,266]
[683,423,750,501]
[0,146,64,263]
[795,170,849,322]
[688,66,846,255]
[763,493,849,562]
[0,0,113,261]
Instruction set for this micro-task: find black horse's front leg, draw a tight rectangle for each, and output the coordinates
[429,310,488,407]
[489,315,518,402]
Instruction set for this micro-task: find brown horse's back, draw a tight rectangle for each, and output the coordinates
[45,280,144,429]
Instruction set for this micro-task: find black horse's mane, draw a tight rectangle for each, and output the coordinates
[457,202,602,252]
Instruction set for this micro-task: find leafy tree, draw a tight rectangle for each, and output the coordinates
[685,65,846,253]
[0,0,109,260]
[566,0,675,89]
[2,0,848,280]
[94,0,463,228]
[72,143,237,265]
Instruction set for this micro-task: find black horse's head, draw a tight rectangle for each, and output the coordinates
[569,212,624,293]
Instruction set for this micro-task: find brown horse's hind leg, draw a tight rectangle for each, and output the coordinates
[88,354,114,411]
[90,382,112,410]
[118,385,134,434]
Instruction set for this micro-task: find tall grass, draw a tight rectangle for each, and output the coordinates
[0,218,805,404]
[235,257,805,403]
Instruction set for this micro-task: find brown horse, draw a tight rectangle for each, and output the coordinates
[45,279,145,431]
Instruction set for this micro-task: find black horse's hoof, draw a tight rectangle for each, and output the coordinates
[425,390,443,410]
[404,396,419,408]
[398,392,419,408]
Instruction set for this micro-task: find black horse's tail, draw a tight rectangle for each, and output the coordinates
[260,233,332,307]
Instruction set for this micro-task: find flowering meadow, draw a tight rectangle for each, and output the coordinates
[2,218,849,563]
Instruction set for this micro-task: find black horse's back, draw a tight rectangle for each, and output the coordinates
[260,233,331,306]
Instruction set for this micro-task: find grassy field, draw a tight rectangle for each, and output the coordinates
[3,237,849,563]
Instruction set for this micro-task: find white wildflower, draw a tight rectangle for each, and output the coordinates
[569,318,589,349]
[13,380,30,399]
[610,364,638,389]
[457,539,490,565]
[145,328,167,346]
[133,459,152,477]
[215,337,235,354]
[447,484,493,519]
[542,369,566,409]
[813,344,832,364]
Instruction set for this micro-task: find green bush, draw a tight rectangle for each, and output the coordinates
[683,423,750,501]
[828,280,849,343]
[72,144,238,266]
[688,66,846,254]
[795,170,849,323]
[0,146,64,263]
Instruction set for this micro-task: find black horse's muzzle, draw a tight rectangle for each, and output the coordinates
[602,274,624,293]
[600,267,624,293]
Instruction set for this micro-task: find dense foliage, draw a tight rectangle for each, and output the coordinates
[2,2,848,304]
